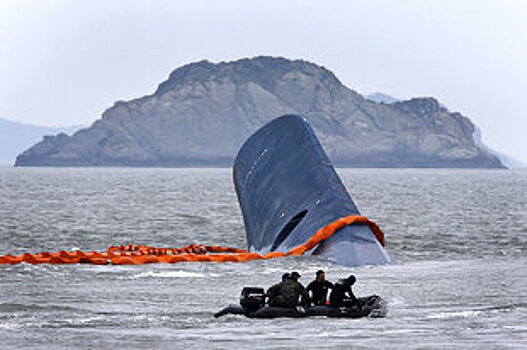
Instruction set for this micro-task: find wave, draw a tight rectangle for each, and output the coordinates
[129,270,218,279]
[425,303,523,320]
[0,303,81,313]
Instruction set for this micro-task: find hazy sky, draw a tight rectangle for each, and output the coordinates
[1,0,526,162]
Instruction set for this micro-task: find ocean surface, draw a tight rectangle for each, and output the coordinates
[0,167,525,349]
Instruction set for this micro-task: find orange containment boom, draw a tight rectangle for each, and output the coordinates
[0,215,385,266]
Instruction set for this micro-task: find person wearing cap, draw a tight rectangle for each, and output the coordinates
[287,271,311,308]
[306,270,334,306]
[267,273,290,306]
[329,275,361,309]
[268,271,310,308]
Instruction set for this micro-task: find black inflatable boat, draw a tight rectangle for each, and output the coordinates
[214,287,387,319]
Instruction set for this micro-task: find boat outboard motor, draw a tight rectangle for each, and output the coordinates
[239,287,265,313]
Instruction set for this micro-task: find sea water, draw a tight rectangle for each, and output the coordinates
[0,167,525,349]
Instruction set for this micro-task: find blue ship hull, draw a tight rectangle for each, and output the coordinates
[233,115,390,266]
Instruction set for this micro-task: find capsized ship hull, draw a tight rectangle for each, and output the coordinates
[233,115,390,266]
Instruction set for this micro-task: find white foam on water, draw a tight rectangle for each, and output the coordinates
[426,309,484,319]
[131,270,217,279]
[380,328,426,335]
[0,322,21,330]
[386,296,407,308]
[75,316,104,324]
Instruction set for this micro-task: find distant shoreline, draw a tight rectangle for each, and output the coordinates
[2,165,521,170]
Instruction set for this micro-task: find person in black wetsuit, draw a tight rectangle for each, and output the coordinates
[329,275,361,308]
[306,270,334,306]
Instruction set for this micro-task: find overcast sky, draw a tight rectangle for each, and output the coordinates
[1,0,526,162]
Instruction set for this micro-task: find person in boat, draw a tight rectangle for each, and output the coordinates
[288,271,311,307]
[329,275,361,309]
[267,273,290,305]
[266,272,289,304]
[281,272,290,282]
[267,271,310,308]
[306,270,334,306]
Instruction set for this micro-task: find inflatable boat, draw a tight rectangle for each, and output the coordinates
[233,115,390,267]
[214,287,387,319]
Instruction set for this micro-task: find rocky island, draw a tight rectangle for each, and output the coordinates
[15,56,504,168]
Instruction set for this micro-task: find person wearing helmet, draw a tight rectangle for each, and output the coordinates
[329,275,361,308]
